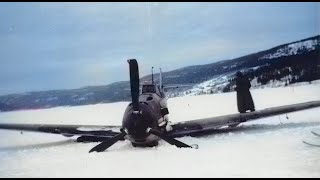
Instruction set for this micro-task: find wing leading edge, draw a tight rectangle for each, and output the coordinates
[0,123,122,138]
[168,100,320,138]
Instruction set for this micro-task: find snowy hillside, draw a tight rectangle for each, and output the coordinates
[182,77,320,97]
[155,36,320,97]
[259,39,318,60]
[0,83,320,178]
[180,72,234,96]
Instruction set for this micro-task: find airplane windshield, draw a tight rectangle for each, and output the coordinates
[142,85,155,93]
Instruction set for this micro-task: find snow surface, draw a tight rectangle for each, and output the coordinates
[0,83,320,178]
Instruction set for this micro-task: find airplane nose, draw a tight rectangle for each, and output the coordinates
[125,113,151,139]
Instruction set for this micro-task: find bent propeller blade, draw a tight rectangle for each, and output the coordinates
[89,131,126,153]
[149,128,196,149]
[128,59,140,111]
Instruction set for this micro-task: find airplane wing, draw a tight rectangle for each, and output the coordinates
[0,101,319,142]
[167,100,320,138]
[0,123,122,139]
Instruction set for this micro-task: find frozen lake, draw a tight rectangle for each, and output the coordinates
[0,83,320,178]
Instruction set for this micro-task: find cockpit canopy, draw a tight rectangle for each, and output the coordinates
[142,84,155,93]
[141,84,164,97]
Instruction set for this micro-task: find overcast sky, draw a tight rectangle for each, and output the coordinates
[0,2,319,95]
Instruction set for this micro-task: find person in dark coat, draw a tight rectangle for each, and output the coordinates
[235,71,255,113]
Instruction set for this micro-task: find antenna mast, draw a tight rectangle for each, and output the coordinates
[159,68,162,88]
[151,67,154,85]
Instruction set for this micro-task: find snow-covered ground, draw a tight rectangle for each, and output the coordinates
[0,83,320,178]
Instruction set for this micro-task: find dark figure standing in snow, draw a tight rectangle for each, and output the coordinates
[235,71,255,113]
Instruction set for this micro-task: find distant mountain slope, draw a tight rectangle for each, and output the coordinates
[0,35,319,111]
[177,35,320,96]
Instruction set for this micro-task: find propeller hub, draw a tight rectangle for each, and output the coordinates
[126,113,150,139]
